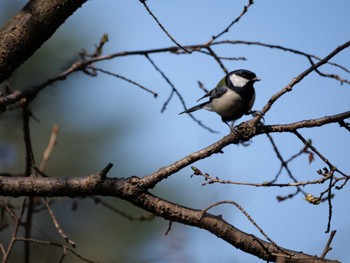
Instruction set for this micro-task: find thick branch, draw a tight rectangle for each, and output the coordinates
[0,175,338,263]
[0,0,87,84]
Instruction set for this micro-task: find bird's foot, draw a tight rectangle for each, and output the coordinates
[225,122,252,146]
[224,121,239,135]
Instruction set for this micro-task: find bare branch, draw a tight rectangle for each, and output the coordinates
[15,237,96,263]
[255,40,350,123]
[90,67,158,98]
[144,54,218,133]
[190,165,334,188]
[39,125,59,172]
[206,47,229,74]
[259,111,350,133]
[321,230,337,259]
[206,0,255,45]
[90,196,154,221]
[215,40,350,75]
[266,134,307,196]
[201,200,285,255]
[139,0,190,53]
[43,198,76,247]
[292,131,339,174]
[0,175,339,263]
[22,102,35,177]
[1,40,348,115]
[2,199,27,263]
[0,0,88,84]
[141,110,350,189]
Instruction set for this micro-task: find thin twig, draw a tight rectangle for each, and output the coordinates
[206,47,229,74]
[165,221,173,236]
[90,67,158,97]
[22,102,35,176]
[191,165,333,188]
[21,101,36,263]
[206,0,255,45]
[307,56,350,85]
[214,40,350,74]
[145,54,218,133]
[256,40,350,123]
[2,199,27,263]
[266,134,307,196]
[39,125,59,172]
[90,196,154,221]
[201,200,288,255]
[321,230,337,258]
[139,0,190,53]
[15,237,96,263]
[43,198,76,247]
[293,131,336,170]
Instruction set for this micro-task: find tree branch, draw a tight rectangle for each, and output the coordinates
[0,175,339,263]
[0,0,87,84]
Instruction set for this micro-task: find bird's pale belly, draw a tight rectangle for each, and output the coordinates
[211,89,243,118]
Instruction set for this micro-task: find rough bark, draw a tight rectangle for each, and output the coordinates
[0,0,87,84]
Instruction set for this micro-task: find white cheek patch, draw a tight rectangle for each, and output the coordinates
[230,74,249,87]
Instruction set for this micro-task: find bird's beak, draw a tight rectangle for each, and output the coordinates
[254,77,261,82]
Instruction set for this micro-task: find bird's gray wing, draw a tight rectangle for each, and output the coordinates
[208,86,228,100]
[196,86,228,102]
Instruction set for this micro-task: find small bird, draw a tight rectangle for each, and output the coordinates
[179,69,260,129]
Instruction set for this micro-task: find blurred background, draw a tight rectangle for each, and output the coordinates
[0,0,350,262]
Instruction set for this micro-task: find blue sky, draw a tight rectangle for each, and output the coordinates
[1,1,350,262]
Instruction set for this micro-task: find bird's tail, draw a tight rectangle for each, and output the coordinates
[179,102,210,114]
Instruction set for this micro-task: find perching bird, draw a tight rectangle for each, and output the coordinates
[179,69,260,128]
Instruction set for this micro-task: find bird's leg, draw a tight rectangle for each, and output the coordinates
[224,120,240,136]
[229,121,237,132]
[223,120,251,146]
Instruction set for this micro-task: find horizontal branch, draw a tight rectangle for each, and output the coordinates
[1,39,349,113]
[259,111,350,133]
[0,174,338,263]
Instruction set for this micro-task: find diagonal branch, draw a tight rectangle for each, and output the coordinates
[206,0,255,45]
[139,0,189,53]
[254,40,350,123]
[0,0,88,84]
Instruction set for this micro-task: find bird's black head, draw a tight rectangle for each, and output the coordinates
[232,69,259,81]
[227,69,260,88]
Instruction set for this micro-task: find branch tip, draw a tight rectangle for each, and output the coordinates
[99,163,114,179]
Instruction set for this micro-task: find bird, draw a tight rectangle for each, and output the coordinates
[179,69,260,129]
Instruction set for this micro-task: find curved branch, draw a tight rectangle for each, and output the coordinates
[0,175,339,263]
